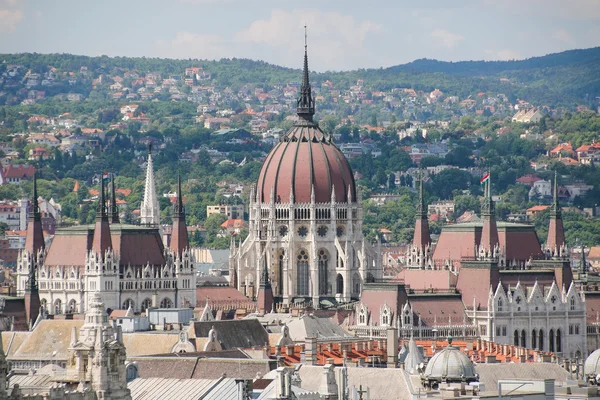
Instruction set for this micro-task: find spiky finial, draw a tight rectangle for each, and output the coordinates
[482,172,494,216]
[296,24,315,120]
[416,171,426,218]
[97,174,106,217]
[31,171,40,216]
[175,171,185,216]
[551,170,561,217]
[110,173,119,223]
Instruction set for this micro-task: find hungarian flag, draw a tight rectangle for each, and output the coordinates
[102,172,110,181]
[480,172,490,185]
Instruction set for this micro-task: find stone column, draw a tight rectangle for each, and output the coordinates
[387,327,398,368]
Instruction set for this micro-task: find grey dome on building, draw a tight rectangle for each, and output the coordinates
[585,348,600,378]
[422,338,477,387]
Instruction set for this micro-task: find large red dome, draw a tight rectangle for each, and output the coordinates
[256,119,356,204]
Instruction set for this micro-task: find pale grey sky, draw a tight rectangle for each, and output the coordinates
[1,0,599,71]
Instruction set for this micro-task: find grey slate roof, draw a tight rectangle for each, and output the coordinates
[285,315,352,341]
[130,355,275,380]
[261,365,412,400]
[192,319,269,349]
[128,377,239,400]
[475,363,570,394]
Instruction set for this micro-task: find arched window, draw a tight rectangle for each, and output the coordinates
[521,330,526,348]
[318,249,329,296]
[160,298,173,308]
[538,329,544,351]
[497,298,503,312]
[122,299,134,310]
[381,309,390,326]
[54,299,62,315]
[556,329,562,353]
[366,273,375,283]
[549,329,555,352]
[514,330,519,346]
[141,298,152,312]
[275,249,284,296]
[570,296,576,311]
[404,310,411,326]
[336,274,344,295]
[125,363,138,382]
[358,306,367,325]
[296,249,309,296]
[352,273,361,295]
[68,299,77,314]
[531,329,537,349]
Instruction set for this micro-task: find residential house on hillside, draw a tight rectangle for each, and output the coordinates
[512,108,543,123]
[526,205,549,218]
[28,147,51,161]
[27,133,60,147]
[516,174,542,187]
[0,164,35,184]
[120,104,139,114]
[428,200,454,220]
[220,219,247,236]
[207,204,244,220]
[409,143,449,164]
[550,142,575,158]
[576,142,600,164]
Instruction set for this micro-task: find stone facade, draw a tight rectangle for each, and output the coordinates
[228,47,381,307]
[16,165,196,315]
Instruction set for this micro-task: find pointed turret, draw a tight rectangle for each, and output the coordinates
[24,173,43,328]
[546,171,565,252]
[257,259,273,314]
[170,171,189,256]
[412,173,431,250]
[140,144,161,226]
[24,172,44,254]
[296,25,315,121]
[479,174,499,253]
[92,176,112,255]
[109,174,120,224]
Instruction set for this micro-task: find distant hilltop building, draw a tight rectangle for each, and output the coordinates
[229,43,382,310]
[512,108,543,123]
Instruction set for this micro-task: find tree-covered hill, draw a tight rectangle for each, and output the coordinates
[1,46,600,107]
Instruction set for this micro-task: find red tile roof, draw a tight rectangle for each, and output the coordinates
[195,287,250,309]
[220,219,246,229]
[2,164,35,179]
[516,174,542,185]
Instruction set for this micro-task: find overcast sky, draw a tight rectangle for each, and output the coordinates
[1,0,599,71]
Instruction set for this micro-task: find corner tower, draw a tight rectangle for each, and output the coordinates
[22,173,45,327]
[406,174,432,269]
[84,177,119,312]
[478,174,500,260]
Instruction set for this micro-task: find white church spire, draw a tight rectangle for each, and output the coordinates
[140,144,161,226]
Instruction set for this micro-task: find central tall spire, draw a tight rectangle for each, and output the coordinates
[296,25,315,121]
[140,144,161,226]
